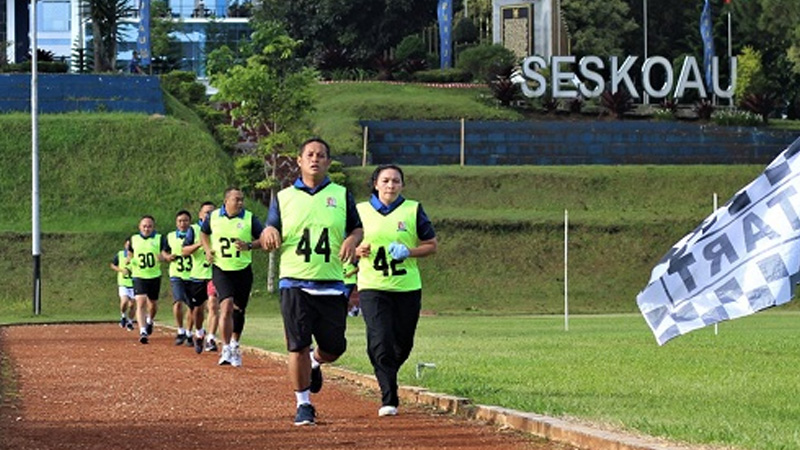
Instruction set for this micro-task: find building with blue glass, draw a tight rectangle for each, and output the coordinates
[3,0,251,76]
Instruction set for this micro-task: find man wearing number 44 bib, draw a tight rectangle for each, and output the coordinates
[129,215,172,345]
[201,188,264,367]
[261,138,363,426]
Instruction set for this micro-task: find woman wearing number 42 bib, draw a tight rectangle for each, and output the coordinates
[355,164,437,417]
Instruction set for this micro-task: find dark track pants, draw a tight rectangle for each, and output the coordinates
[359,289,422,407]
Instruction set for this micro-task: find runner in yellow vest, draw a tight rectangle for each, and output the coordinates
[355,164,437,417]
[260,137,363,426]
[167,210,194,346]
[129,215,171,345]
[181,201,217,353]
[200,188,264,367]
[109,239,135,330]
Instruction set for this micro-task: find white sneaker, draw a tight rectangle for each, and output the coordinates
[378,406,398,417]
[218,345,232,365]
[230,346,242,367]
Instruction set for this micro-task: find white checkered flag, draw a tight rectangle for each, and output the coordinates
[637,136,800,345]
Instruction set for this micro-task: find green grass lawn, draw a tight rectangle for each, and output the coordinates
[242,309,800,450]
[311,83,522,155]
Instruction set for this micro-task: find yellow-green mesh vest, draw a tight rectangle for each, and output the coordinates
[356,200,422,291]
[209,209,253,271]
[167,231,192,280]
[130,233,163,279]
[117,250,134,288]
[189,223,212,280]
[278,183,347,281]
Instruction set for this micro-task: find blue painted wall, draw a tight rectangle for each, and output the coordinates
[0,74,165,115]
[361,120,800,165]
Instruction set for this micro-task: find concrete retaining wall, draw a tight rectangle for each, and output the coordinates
[0,74,165,115]
[362,120,799,165]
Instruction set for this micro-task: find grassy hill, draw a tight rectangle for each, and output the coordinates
[311,82,523,154]
[0,110,266,320]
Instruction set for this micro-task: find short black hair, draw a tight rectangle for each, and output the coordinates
[223,187,242,199]
[140,214,155,222]
[299,137,331,158]
[176,209,192,219]
[200,201,215,209]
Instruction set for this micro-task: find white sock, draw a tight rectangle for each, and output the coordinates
[295,390,311,407]
[230,339,239,349]
[196,328,205,338]
[310,350,320,369]
[178,328,186,335]
[207,333,216,342]
[140,326,147,335]
[121,313,126,319]
[146,316,152,325]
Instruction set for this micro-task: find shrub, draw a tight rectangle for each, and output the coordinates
[711,108,762,127]
[488,66,520,106]
[600,90,634,119]
[329,172,347,185]
[234,155,265,195]
[568,97,583,114]
[214,124,241,152]
[0,61,68,73]
[395,35,427,63]
[329,160,344,173]
[453,18,479,45]
[373,54,399,81]
[412,68,473,83]
[194,104,226,128]
[161,71,206,106]
[28,49,56,62]
[740,91,778,124]
[315,46,356,79]
[455,44,517,83]
[693,99,715,121]
[735,46,763,102]
[652,109,675,121]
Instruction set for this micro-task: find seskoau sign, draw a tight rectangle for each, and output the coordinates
[516,55,737,100]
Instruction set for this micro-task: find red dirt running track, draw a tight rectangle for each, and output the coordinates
[0,324,578,450]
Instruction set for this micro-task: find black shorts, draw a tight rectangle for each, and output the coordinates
[280,287,348,356]
[133,277,161,300]
[185,280,209,309]
[212,265,253,311]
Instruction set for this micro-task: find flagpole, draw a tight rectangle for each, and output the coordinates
[727,9,733,106]
[713,193,718,336]
[31,0,42,315]
[564,209,569,332]
[643,0,649,105]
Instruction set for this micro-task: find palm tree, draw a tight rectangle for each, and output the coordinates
[85,0,134,72]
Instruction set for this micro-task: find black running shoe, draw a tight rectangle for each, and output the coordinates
[119,317,127,328]
[194,336,203,354]
[175,333,187,346]
[204,339,218,352]
[139,333,149,344]
[294,403,316,426]
[145,322,153,336]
